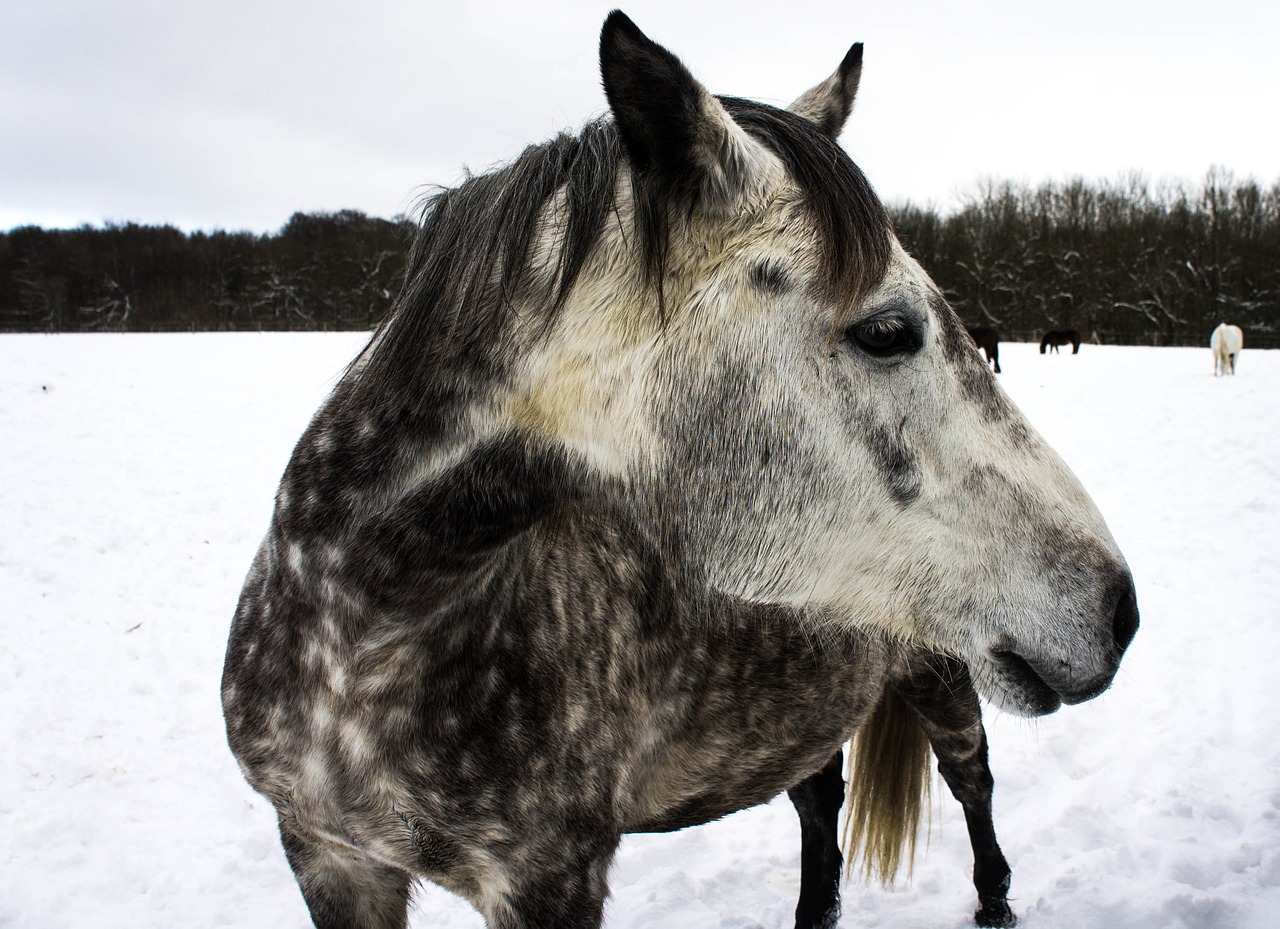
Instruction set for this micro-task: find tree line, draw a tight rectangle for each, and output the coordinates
[0,210,408,333]
[3,171,1278,346]
[892,169,1280,348]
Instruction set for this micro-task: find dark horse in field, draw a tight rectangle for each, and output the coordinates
[966,326,1002,373]
[1040,329,1081,354]
[223,12,1138,929]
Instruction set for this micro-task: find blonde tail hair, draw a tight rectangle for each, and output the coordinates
[841,687,932,884]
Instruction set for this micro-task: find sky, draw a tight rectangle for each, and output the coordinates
[2,0,1278,234]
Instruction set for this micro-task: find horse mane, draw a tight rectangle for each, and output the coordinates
[718,98,891,323]
[348,100,892,416]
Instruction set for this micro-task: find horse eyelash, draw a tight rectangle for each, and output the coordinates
[845,313,924,357]
[750,262,791,295]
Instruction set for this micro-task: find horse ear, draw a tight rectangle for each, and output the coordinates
[787,43,863,138]
[600,10,770,208]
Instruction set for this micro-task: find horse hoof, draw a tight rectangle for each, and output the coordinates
[975,899,1017,928]
[794,901,841,929]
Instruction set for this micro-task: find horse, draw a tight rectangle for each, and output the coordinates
[221,12,1139,929]
[791,653,1016,928]
[967,326,1002,373]
[1040,329,1081,354]
[1211,322,1243,376]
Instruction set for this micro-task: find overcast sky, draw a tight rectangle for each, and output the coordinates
[3,0,1277,234]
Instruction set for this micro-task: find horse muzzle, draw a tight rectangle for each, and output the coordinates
[984,573,1139,717]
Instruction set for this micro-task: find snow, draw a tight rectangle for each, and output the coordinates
[2,333,1278,929]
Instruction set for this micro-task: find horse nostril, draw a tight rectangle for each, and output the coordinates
[1112,583,1139,654]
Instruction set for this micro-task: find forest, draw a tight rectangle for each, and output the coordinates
[3,170,1277,347]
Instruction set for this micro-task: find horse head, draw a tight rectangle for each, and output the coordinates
[362,12,1137,716]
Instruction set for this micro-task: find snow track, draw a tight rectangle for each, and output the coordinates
[2,334,1277,928]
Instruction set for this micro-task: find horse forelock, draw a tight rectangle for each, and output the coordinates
[347,100,892,418]
[717,98,892,324]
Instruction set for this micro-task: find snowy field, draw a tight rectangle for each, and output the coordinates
[2,333,1278,929]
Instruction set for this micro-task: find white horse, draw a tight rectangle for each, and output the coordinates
[1211,323,1244,376]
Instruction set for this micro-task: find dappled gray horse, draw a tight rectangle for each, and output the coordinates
[223,12,1138,929]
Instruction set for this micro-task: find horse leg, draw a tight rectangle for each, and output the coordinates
[889,654,1016,928]
[990,343,1001,373]
[484,833,618,929]
[787,749,846,929]
[279,819,412,929]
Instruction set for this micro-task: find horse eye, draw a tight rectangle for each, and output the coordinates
[846,315,922,358]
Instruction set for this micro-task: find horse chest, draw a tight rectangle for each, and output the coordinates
[623,627,889,831]
[231,529,887,854]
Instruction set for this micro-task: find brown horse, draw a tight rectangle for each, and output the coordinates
[966,327,1001,373]
[1040,329,1081,354]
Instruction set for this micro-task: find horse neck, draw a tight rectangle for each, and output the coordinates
[279,379,882,663]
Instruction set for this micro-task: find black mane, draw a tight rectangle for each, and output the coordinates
[350,100,891,415]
